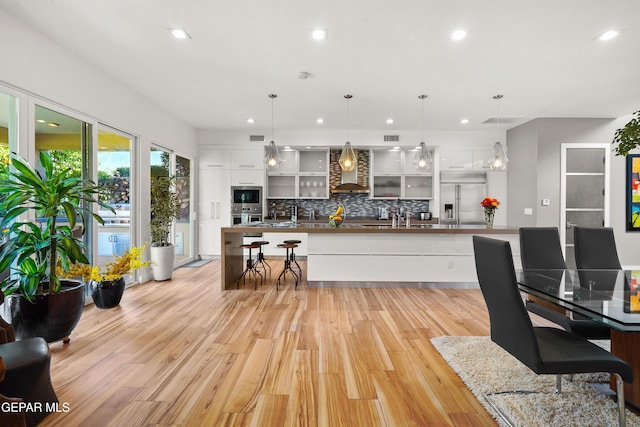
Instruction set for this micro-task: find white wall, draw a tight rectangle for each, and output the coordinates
[507,116,640,266]
[0,9,198,282]
[197,128,503,150]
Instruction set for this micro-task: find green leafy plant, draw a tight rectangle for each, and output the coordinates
[150,174,181,247]
[612,110,640,156]
[0,152,114,301]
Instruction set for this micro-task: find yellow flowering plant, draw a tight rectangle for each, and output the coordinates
[57,244,150,282]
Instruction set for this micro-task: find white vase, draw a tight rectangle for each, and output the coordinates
[150,244,175,281]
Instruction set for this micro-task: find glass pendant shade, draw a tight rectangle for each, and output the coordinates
[489,141,508,170]
[264,140,282,170]
[413,141,433,171]
[339,141,357,171]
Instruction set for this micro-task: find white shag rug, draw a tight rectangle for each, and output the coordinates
[431,336,640,427]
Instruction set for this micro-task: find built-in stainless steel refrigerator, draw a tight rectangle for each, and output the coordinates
[440,171,487,225]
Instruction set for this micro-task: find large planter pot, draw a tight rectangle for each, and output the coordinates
[3,280,85,344]
[90,277,125,309]
[150,244,175,281]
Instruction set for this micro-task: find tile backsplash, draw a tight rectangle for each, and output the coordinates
[267,194,430,220]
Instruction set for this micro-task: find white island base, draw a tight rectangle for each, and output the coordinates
[306,231,521,287]
[221,224,520,289]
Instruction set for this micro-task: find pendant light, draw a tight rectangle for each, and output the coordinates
[339,94,357,171]
[264,93,282,170]
[490,94,508,170]
[413,94,433,171]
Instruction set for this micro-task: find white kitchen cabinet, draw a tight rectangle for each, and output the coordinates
[200,149,231,169]
[230,169,264,186]
[198,168,231,256]
[266,149,329,199]
[472,149,495,170]
[440,148,495,171]
[267,175,296,199]
[267,150,297,174]
[371,149,433,199]
[372,149,402,174]
[262,232,307,257]
[404,175,434,199]
[299,150,329,173]
[439,150,473,170]
[231,150,264,170]
[298,150,329,198]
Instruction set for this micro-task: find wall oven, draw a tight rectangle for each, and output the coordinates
[231,186,262,215]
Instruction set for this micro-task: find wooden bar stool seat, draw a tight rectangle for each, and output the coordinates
[276,243,299,290]
[237,243,263,289]
[283,239,303,276]
[251,240,271,277]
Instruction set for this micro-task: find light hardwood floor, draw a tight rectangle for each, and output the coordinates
[39,260,499,427]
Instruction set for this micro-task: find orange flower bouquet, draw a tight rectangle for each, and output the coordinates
[480,197,500,228]
[481,197,500,211]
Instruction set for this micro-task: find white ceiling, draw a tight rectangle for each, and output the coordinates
[1,0,639,133]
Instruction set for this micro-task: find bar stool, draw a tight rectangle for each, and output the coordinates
[283,239,303,276]
[276,243,299,290]
[251,240,271,277]
[237,243,263,290]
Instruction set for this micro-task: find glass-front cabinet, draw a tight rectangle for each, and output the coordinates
[298,150,329,198]
[267,149,329,199]
[371,148,434,199]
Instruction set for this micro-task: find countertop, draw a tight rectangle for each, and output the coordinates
[223,222,517,234]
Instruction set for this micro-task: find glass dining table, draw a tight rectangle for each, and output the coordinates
[518,269,640,410]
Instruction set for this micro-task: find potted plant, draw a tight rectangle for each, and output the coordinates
[0,152,113,343]
[149,174,181,281]
[59,244,150,309]
[612,110,640,156]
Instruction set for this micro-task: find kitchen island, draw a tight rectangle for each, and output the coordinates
[220,223,519,290]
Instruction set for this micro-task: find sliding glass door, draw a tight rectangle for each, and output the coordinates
[96,126,133,276]
[151,147,194,266]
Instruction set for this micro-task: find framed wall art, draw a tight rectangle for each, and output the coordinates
[626,154,640,231]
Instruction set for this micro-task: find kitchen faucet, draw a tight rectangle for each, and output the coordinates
[270,203,277,220]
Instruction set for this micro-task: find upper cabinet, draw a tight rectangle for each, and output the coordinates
[200,149,230,169]
[372,149,402,175]
[371,149,434,199]
[266,149,329,199]
[440,149,495,170]
[472,149,495,170]
[231,150,264,170]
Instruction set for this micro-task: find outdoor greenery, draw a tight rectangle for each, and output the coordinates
[0,152,113,300]
[612,110,640,156]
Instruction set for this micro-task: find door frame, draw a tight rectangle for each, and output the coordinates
[559,142,610,258]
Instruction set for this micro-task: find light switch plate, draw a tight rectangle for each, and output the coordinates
[541,199,550,206]
[524,208,533,215]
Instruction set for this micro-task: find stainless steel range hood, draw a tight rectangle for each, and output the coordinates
[331,152,370,194]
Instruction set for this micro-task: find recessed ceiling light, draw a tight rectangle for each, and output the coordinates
[169,28,191,39]
[306,146,312,149]
[393,146,400,150]
[48,122,60,127]
[460,118,469,124]
[284,146,291,150]
[246,118,255,124]
[386,118,394,124]
[36,119,46,123]
[598,30,619,41]
[317,118,324,124]
[452,29,467,41]
[311,28,328,40]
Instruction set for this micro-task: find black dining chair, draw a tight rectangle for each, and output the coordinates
[519,227,610,339]
[574,226,627,302]
[574,226,623,270]
[473,235,633,427]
